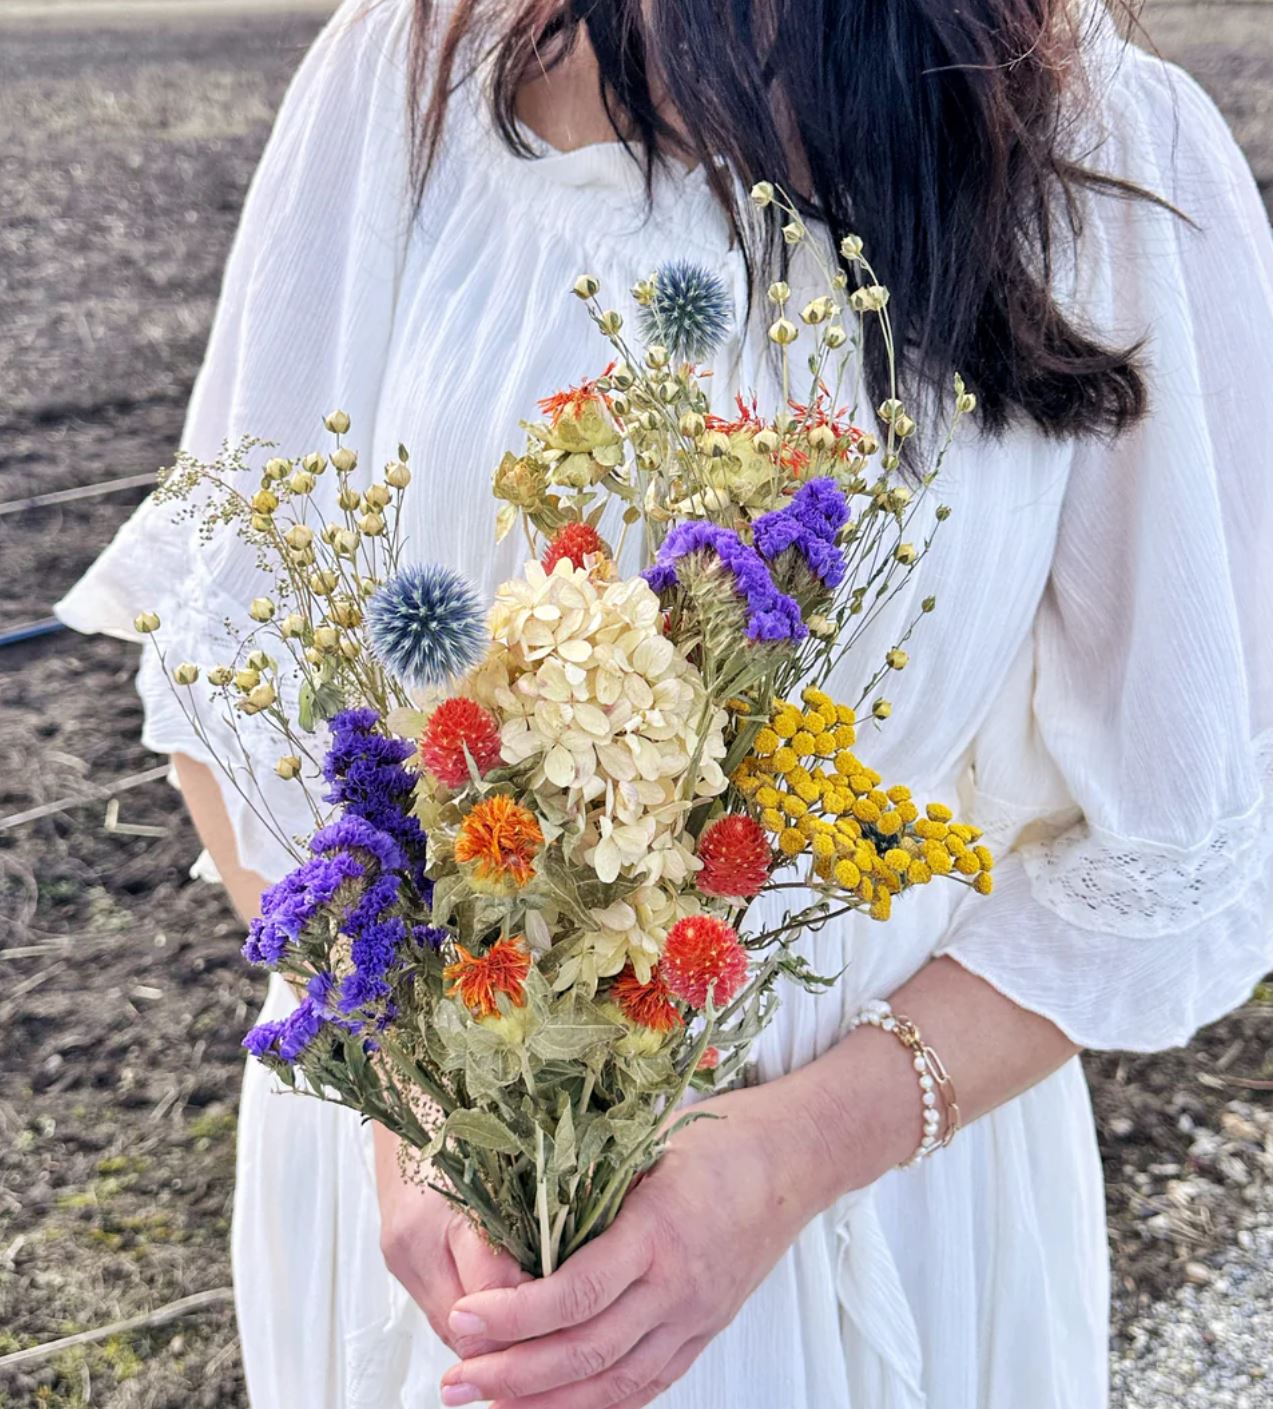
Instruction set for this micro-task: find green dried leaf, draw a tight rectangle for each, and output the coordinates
[528,1019,618,1062]
[444,1109,526,1157]
[551,1100,577,1180]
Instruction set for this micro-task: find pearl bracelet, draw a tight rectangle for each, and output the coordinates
[845,998,961,1166]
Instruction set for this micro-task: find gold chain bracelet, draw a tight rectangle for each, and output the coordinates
[846,999,961,1166]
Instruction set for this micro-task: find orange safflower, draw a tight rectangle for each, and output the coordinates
[610,963,683,1033]
[537,363,616,427]
[444,937,532,1018]
[454,795,543,892]
[705,393,809,474]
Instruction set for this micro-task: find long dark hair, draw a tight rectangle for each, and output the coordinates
[407,0,1151,439]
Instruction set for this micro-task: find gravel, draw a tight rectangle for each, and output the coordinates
[1110,1100,1273,1407]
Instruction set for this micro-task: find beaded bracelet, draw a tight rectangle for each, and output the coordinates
[845,998,961,1166]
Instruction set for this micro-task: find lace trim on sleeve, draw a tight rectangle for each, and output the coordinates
[994,728,1273,940]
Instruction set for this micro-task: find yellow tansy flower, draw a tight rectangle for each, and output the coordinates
[803,687,835,714]
[761,807,785,832]
[907,859,933,885]
[924,843,954,875]
[756,785,782,809]
[877,811,903,837]
[926,803,953,823]
[836,705,856,726]
[794,777,821,805]
[852,797,881,825]
[955,853,980,876]
[813,731,838,756]
[833,859,861,888]
[753,727,780,756]
[772,746,799,775]
[773,711,801,740]
[834,725,857,748]
[783,795,809,819]
[974,871,994,895]
[870,893,893,922]
[791,729,816,754]
[974,845,994,871]
[778,827,807,857]
[811,832,836,860]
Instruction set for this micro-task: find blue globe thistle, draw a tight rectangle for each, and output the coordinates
[638,260,733,362]
[366,564,486,689]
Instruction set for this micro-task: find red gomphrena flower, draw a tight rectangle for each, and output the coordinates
[660,915,749,1010]
[420,698,503,790]
[696,814,771,900]
[542,522,607,575]
[611,963,683,1033]
[696,1046,721,1071]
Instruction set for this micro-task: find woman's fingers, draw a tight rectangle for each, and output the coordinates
[450,1220,652,1344]
[479,1323,688,1409]
[447,1216,530,1356]
[606,1335,710,1409]
[444,1283,658,1402]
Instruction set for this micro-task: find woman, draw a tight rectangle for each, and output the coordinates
[58,0,1273,1405]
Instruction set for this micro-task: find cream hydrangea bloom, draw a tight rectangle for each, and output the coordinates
[568,884,703,987]
[472,560,727,889]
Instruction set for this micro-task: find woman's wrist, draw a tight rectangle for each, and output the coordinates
[765,1023,931,1216]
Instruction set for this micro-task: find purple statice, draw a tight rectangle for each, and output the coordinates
[322,709,425,857]
[414,924,450,951]
[241,990,329,1063]
[242,1018,285,1058]
[643,520,807,643]
[753,478,850,590]
[311,813,405,874]
[790,477,851,539]
[242,849,366,965]
[277,998,327,1062]
[340,915,408,1011]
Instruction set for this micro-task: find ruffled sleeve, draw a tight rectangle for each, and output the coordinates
[55,0,418,882]
[940,46,1273,1051]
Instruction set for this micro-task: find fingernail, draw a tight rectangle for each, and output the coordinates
[448,1309,486,1337]
[440,1385,480,1407]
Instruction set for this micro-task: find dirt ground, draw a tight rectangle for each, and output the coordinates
[0,5,1270,1406]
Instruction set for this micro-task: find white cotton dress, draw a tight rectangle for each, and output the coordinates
[56,2,1273,1405]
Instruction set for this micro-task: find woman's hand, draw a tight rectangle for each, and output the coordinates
[435,1082,835,1409]
[373,1123,530,1355]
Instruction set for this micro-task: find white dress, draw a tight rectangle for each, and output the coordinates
[57,2,1273,1405]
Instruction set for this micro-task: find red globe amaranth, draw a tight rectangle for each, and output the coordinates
[696,814,771,899]
[660,915,749,1010]
[611,963,683,1033]
[420,698,503,789]
[542,522,607,574]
